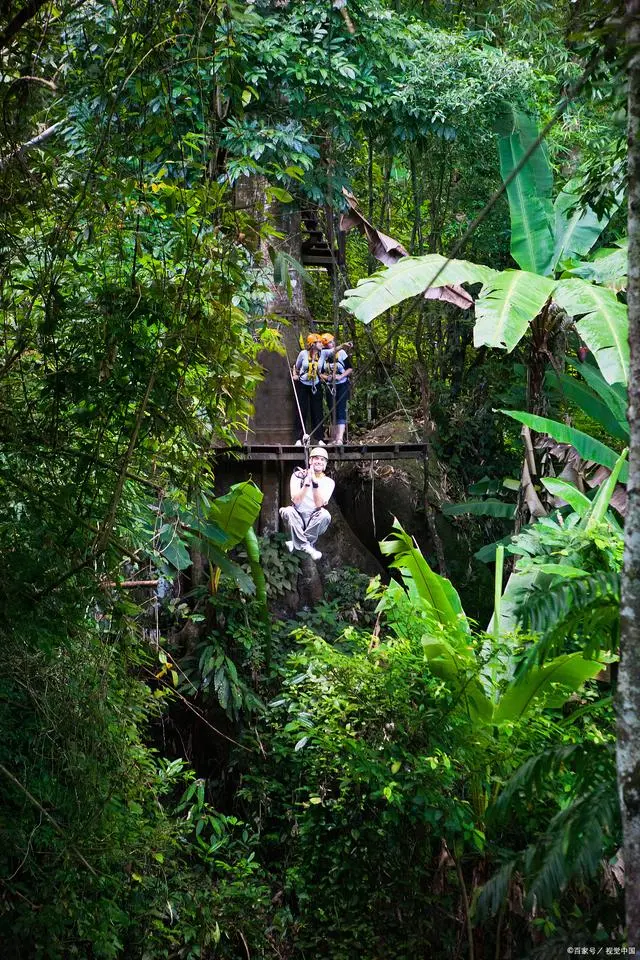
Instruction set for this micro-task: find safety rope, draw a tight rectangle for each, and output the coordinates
[370,454,376,539]
[285,341,310,467]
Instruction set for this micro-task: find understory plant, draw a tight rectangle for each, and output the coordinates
[236,519,613,958]
[0,601,275,960]
[475,467,625,950]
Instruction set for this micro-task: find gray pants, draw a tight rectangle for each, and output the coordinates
[280,505,331,550]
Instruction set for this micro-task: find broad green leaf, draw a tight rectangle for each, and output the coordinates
[583,448,628,531]
[380,520,469,633]
[499,409,628,483]
[497,108,554,275]
[529,563,590,578]
[442,499,516,519]
[553,278,628,385]
[464,679,495,722]
[563,238,628,291]
[474,534,517,564]
[545,370,628,442]
[161,536,192,571]
[268,186,293,203]
[421,636,473,678]
[340,254,494,325]
[193,535,256,594]
[474,271,555,352]
[209,481,263,550]
[493,653,603,723]
[550,189,612,274]
[421,638,492,721]
[492,568,540,634]
[567,361,628,429]
[502,478,521,491]
[468,477,503,495]
[541,478,592,516]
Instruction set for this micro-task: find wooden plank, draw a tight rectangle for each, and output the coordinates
[215,444,428,462]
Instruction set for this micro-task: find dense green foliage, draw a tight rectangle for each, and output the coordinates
[0,0,629,956]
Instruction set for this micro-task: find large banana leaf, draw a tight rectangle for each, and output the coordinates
[339,254,494,325]
[553,278,629,385]
[491,568,540,635]
[497,108,554,275]
[340,256,628,391]
[421,637,493,721]
[244,526,272,664]
[499,409,629,483]
[493,653,603,723]
[541,478,592,516]
[583,449,628,531]
[567,361,628,429]
[442,499,516,519]
[379,520,469,634]
[550,189,612,274]
[545,369,629,442]
[563,239,628,292]
[209,480,263,550]
[474,270,555,351]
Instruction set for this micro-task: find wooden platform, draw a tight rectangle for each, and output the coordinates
[215,443,428,462]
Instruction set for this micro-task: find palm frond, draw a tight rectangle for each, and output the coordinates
[491,745,580,821]
[493,741,614,820]
[474,857,518,922]
[525,781,619,908]
[515,572,620,668]
[481,776,619,920]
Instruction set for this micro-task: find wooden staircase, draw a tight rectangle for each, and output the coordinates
[300,206,346,274]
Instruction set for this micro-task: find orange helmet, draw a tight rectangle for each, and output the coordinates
[320,333,335,345]
[306,333,321,347]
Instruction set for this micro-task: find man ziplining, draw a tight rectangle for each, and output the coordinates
[279,446,334,561]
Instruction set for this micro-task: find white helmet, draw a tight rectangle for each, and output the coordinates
[309,446,329,461]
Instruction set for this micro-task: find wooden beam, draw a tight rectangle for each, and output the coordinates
[214,443,428,462]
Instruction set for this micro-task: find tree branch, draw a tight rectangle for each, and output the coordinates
[0,120,65,172]
[0,0,50,50]
[0,762,98,877]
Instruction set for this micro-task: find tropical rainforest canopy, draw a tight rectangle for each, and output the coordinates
[1,0,638,957]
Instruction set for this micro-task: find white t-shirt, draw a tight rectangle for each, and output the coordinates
[290,471,335,518]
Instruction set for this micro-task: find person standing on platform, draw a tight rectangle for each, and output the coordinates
[279,447,334,561]
[320,333,353,445]
[292,334,325,445]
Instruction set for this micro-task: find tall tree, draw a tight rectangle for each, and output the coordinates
[618,0,640,943]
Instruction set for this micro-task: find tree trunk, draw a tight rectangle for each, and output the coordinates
[618,0,640,943]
